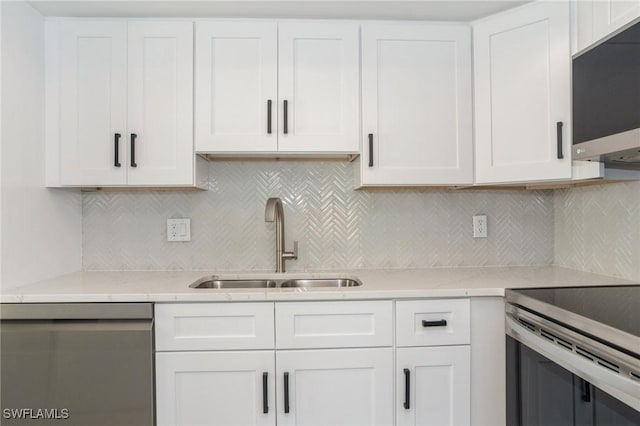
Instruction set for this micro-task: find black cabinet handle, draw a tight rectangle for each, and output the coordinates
[580,378,591,402]
[283,100,288,134]
[262,372,269,413]
[368,133,374,167]
[403,368,410,410]
[284,372,290,414]
[130,133,137,167]
[114,133,121,167]
[422,319,447,327]
[267,100,272,134]
[556,121,564,159]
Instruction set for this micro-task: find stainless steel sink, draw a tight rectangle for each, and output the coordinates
[190,277,277,289]
[189,276,362,289]
[279,278,362,288]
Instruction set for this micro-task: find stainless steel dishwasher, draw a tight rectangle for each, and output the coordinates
[0,303,154,425]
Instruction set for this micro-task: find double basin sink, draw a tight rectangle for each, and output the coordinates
[190,276,362,289]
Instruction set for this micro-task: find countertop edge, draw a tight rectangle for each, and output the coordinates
[1,266,636,304]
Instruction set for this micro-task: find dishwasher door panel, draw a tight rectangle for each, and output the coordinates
[0,319,153,426]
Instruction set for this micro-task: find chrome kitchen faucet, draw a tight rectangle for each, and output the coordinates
[264,197,298,273]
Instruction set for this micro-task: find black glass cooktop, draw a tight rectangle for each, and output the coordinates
[512,286,640,339]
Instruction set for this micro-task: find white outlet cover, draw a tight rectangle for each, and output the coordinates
[472,215,487,238]
[167,218,191,242]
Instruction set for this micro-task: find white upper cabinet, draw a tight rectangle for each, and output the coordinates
[574,0,640,54]
[127,21,194,185]
[277,22,359,153]
[56,21,128,185]
[593,0,640,40]
[195,22,278,152]
[474,1,572,184]
[194,21,360,154]
[360,23,473,186]
[48,20,197,187]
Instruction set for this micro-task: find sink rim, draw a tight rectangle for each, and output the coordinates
[189,277,277,289]
[279,278,362,288]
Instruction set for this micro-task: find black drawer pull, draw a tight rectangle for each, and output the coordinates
[114,133,121,167]
[368,133,374,167]
[263,372,269,413]
[403,368,410,409]
[284,372,290,414]
[130,133,137,167]
[422,319,447,327]
[557,121,564,159]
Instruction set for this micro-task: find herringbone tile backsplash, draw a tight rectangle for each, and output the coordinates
[83,161,554,271]
[554,181,640,281]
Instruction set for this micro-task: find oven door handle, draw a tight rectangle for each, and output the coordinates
[580,378,592,402]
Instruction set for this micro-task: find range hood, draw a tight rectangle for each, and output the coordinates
[573,129,640,168]
[572,20,640,169]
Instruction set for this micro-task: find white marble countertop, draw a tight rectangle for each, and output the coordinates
[0,266,636,303]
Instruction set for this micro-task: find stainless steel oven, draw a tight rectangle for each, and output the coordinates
[505,286,639,425]
[0,303,154,425]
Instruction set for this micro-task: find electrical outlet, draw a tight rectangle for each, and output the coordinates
[472,215,487,238]
[167,218,191,242]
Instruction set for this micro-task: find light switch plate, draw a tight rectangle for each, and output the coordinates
[167,218,191,242]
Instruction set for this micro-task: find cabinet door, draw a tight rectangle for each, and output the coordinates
[474,1,572,184]
[361,24,473,185]
[570,0,639,54]
[593,0,640,43]
[277,22,360,153]
[156,351,275,426]
[397,346,470,426]
[276,348,393,426]
[127,21,194,185]
[57,21,127,186]
[195,22,277,152]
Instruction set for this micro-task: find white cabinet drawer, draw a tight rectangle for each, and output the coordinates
[155,303,274,351]
[275,301,393,349]
[396,299,470,347]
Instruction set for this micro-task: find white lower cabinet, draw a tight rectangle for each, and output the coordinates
[156,351,276,426]
[396,346,471,426]
[155,299,482,426]
[395,299,471,426]
[276,348,394,426]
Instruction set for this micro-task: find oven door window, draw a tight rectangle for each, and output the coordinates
[507,336,640,426]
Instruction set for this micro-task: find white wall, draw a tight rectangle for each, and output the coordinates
[0,0,82,290]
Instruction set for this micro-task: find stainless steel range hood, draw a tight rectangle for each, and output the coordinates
[572,20,640,170]
[573,128,640,169]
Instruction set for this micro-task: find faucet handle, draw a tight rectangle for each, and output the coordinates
[283,241,298,260]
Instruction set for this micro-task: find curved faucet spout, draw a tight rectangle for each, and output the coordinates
[265,197,283,222]
[264,197,298,272]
